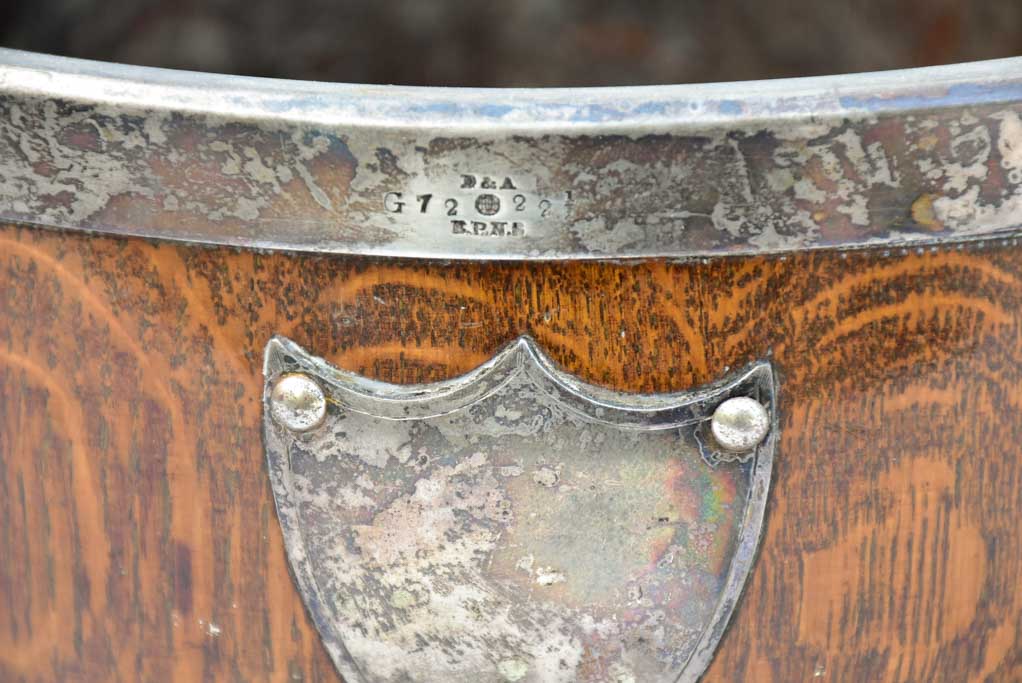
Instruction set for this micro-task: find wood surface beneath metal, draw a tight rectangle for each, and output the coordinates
[1,223,1021,681]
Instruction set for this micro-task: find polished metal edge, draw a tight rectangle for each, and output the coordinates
[3,48,1022,259]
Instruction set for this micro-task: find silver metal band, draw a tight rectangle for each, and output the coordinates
[1,48,1021,259]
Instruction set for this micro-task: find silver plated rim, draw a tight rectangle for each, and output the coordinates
[2,48,1022,259]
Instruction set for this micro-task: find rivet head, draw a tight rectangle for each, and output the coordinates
[710,397,769,453]
[270,373,327,432]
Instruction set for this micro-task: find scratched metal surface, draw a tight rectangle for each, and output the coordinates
[1,49,1022,259]
[263,336,775,683]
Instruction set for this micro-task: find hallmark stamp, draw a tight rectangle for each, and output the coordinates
[382,173,571,237]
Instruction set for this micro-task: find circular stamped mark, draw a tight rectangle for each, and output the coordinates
[475,193,501,216]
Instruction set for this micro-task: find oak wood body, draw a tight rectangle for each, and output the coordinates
[1,224,1020,681]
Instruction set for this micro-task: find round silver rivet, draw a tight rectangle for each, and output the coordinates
[270,373,327,432]
[710,397,769,453]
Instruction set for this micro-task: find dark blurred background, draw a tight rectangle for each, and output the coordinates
[1,0,1020,87]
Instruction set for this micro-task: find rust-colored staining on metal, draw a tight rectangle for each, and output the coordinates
[912,193,944,231]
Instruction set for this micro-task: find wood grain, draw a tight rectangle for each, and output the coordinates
[1,223,1021,682]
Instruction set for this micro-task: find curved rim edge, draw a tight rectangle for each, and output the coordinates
[2,48,1022,260]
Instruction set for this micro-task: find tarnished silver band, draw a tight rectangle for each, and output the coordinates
[1,48,1021,259]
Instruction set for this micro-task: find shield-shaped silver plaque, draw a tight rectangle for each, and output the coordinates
[263,336,775,683]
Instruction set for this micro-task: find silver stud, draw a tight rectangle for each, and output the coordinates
[710,397,769,453]
[270,373,327,432]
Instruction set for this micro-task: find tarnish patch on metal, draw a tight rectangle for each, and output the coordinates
[263,336,776,683]
[6,50,1022,258]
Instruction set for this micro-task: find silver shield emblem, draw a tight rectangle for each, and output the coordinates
[263,336,776,683]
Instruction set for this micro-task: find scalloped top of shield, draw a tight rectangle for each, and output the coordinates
[263,336,775,683]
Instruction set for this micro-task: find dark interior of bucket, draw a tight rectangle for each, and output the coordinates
[2,0,1020,87]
